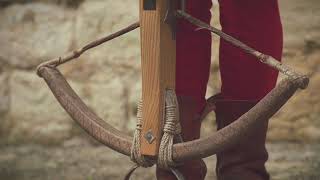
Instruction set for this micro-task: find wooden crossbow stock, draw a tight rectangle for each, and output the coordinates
[36,0,309,164]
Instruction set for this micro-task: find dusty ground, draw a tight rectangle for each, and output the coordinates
[0,137,320,180]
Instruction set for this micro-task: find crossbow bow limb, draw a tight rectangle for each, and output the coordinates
[36,0,309,170]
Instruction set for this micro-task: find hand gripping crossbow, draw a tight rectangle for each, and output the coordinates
[36,0,309,179]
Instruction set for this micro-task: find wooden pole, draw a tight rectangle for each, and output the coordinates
[139,0,176,156]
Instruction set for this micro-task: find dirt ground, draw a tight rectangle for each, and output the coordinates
[0,138,320,180]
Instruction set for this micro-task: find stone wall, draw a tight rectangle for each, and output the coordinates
[0,1,140,145]
[0,0,84,8]
[0,0,319,145]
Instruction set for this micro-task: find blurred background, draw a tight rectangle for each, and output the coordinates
[0,0,319,179]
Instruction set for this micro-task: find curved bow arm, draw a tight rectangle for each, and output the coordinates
[38,66,308,162]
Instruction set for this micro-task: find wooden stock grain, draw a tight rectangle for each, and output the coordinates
[139,0,176,156]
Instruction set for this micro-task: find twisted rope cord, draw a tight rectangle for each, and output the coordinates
[126,90,184,179]
[130,100,154,168]
[158,89,181,169]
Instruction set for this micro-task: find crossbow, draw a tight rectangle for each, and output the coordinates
[36,0,309,179]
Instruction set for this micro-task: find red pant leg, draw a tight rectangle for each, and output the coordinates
[219,0,283,100]
[164,2,212,179]
[176,0,212,113]
[215,2,283,179]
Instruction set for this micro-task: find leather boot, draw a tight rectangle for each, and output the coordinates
[156,96,207,180]
[215,95,270,180]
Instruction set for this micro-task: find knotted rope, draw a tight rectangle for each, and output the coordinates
[127,89,184,180]
[158,89,181,169]
[130,100,154,167]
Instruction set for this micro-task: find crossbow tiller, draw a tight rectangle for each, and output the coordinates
[36,0,309,179]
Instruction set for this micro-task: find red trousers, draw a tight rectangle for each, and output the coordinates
[176,0,283,110]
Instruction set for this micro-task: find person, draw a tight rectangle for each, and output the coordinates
[156,0,283,179]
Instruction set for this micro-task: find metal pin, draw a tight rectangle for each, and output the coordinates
[144,130,156,144]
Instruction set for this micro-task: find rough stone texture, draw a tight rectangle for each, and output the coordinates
[0,1,139,144]
[61,0,142,133]
[60,0,141,85]
[0,71,9,116]
[0,70,11,137]
[265,0,320,141]
[0,31,37,69]
[0,0,84,8]
[0,3,75,69]
[5,69,129,144]
[83,77,128,131]
[7,70,74,145]
[280,0,320,53]
[268,53,320,142]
